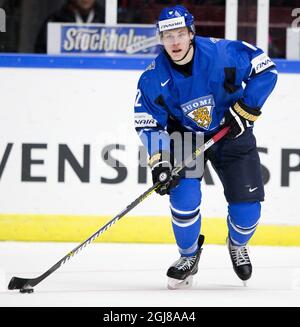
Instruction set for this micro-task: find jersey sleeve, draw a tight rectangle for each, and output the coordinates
[134,71,170,156]
[231,40,278,110]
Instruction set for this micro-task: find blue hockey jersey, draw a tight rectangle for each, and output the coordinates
[134,36,277,156]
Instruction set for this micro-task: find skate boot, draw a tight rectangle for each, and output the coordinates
[227,236,252,284]
[167,234,205,289]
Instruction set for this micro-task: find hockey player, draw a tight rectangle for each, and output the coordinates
[134,5,277,289]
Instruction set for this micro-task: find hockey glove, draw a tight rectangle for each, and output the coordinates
[148,151,180,196]
[223,100,261,139]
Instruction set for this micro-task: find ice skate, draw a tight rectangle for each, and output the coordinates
[227,236,252,283]
[167,234,204,290]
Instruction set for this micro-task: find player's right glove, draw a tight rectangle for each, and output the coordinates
[148,151,180,196]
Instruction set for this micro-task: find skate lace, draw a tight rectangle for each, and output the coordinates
[230,245,250,266]
[174,256,197,271]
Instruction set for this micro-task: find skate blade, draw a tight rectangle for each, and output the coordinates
[167,276,193,290]
[242,280,247,287]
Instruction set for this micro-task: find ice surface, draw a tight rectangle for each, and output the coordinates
[0,242,299,307]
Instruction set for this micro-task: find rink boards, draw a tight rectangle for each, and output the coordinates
[0,55,299,245]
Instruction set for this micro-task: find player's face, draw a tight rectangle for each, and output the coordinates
[161,27,193,61]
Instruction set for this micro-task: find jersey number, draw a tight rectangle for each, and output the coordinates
[135,89,142,107]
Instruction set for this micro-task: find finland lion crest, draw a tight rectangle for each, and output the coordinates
[181,95,215,129]
[188,106,211,128]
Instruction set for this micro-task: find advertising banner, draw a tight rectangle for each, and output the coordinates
[47,23,161,56]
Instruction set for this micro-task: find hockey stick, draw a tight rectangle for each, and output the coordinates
[8,126,230,292]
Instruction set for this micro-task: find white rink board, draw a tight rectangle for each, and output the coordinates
[0,68,299,225]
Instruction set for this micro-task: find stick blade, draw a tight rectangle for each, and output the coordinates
[8,277,33,290]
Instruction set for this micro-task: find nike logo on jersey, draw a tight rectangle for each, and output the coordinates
[249,187,258,192]
[161,79,170,87]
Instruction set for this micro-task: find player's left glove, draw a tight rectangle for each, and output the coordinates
[148,151,180,196]
[223,99,261,139]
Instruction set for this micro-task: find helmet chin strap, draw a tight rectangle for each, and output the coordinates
[172,40,193,64]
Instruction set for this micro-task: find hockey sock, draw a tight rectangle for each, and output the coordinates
[171,205,201,256]
[227,201,261,245]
